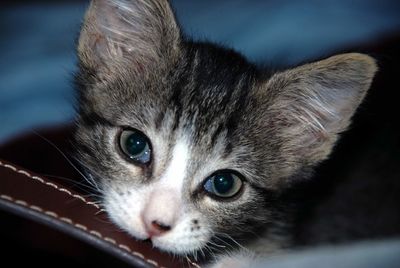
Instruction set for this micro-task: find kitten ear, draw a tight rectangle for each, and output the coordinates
[78,0,180,76]
[265,53,377,165]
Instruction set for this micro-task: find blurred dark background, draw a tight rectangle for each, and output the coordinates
[1,0,400,143]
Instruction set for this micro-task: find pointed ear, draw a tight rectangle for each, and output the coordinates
[78,0,180,77]
[264,53,377,165]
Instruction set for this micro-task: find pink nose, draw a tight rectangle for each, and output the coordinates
[141,188,180,238]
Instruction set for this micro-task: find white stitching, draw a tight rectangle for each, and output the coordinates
[1,195,12,201]
[45,211,58,217]
[30,205,43,212]
[71,194,87,203]
[3,164,17,171]
[31,176,44,183]
[0,161,100,210]
[147,260,159,267]
[58,188,72,195]
[119,244,131,252]
[44,182,59,189]
[75,224,88,231]
[104,237,116,244]
[132,251,145,259]
[15,200,28,206]
[16,170,31,177]
[89,230,102,238]
[60,217,73,224]
[0,160,200,267]
[86,201,99,207]
[0,194,167,268]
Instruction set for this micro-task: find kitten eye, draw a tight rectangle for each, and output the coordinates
[119,129,151,165]
[203,171,243,199]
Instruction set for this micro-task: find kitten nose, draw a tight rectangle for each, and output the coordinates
[142,188,180,237]
[149,220,171,236]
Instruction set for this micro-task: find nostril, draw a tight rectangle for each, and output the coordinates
[151,220,171,232]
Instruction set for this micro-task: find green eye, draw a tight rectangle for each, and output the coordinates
[203,171,243,198]
[119,129,151,164]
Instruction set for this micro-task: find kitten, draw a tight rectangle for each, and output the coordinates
[74,0,377,266]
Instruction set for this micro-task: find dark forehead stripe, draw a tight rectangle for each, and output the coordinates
[164,45,200,131]
[209,123,225,148]
[209,74,253,151]
[225,74,253,137]
[182,42,257,143]
[155,40,258,158]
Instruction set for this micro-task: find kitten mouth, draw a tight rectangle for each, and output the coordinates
[148,237,209,258]
[143,238,152,244]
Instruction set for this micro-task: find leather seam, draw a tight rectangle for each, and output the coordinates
[0,160,201,268]
[0,160,101,210]
[0,160,171,267]
[0,194,167,268]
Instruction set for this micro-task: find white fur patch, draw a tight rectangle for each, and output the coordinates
[104,185,149,240]
[159,140,189,190]
[104,136,213,254]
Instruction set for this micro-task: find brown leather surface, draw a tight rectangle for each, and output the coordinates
[1,34,399,268]
[0,127,199,268]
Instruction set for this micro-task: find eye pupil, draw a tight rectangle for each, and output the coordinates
[119,129,151,164]
[203,171,243,199]
[213,174,234,194]
[126,132,147,156]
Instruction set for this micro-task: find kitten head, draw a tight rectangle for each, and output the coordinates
[75,0,377,258]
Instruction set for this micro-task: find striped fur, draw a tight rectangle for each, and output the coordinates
[74,0,377,265]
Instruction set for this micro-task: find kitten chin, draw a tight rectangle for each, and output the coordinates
[74,0,377,265]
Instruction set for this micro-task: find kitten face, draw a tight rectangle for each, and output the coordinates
[75,0,377,259]
[76,42,278,255]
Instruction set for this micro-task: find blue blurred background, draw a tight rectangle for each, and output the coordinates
[1,0,400,144]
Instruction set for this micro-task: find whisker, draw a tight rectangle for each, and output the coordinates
[40,173,100,194]
[185,256,201,268]
[192,248,198,261]
[200,246,206,259]
[212,235,235,251]
[203,244,220,261]
[30,130,101,192]
[206,240,226,249]
[71,156,103,192]
[95,209,107,215]
[213,232,250,253]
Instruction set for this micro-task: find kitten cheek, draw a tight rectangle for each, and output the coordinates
[103,194,149,240]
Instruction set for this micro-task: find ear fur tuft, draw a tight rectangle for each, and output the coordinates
[265,53,377,164]
[78,0,180,77]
